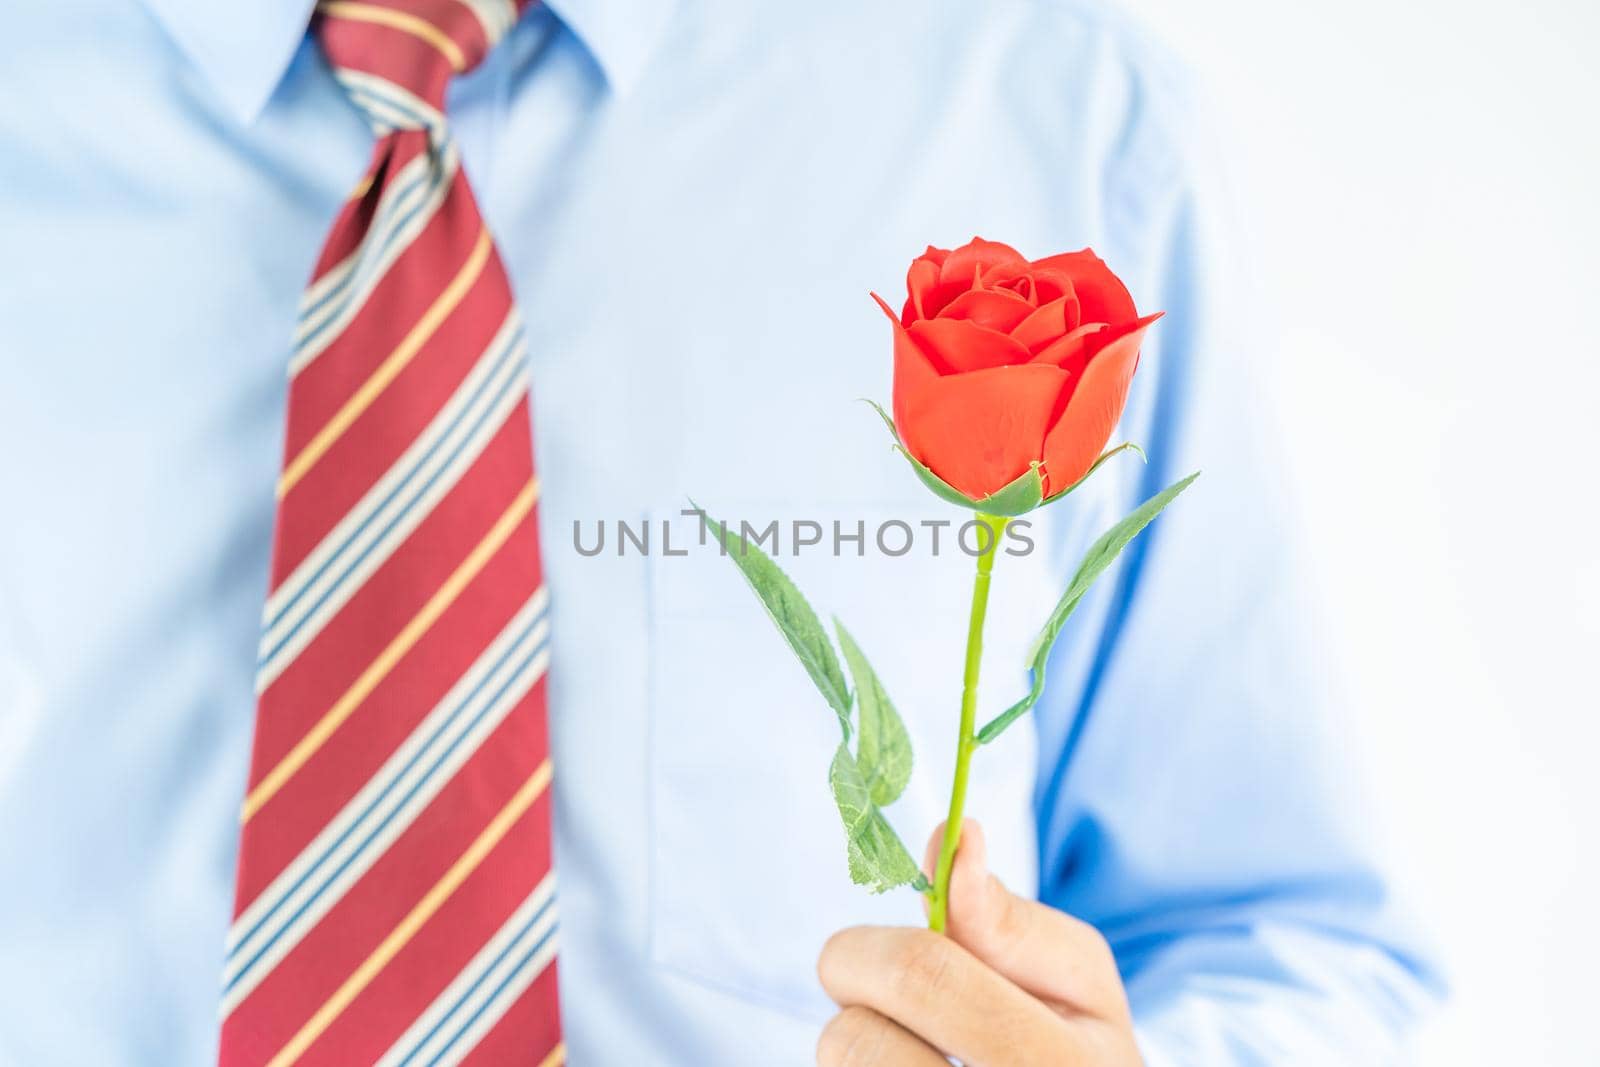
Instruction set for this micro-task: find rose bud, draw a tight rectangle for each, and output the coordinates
[873,237,1161,513]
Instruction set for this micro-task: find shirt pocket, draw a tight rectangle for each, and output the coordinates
[642,500,1052,1017]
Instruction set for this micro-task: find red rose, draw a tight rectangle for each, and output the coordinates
[875,237,1161,504]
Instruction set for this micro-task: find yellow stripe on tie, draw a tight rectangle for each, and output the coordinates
[319,1,468,71]
[279,227,492,499]
[537,1042,566,1067]
[243,478,538,822]
[265,758,553,1067]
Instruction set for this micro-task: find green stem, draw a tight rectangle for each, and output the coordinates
[928,512,1008,933]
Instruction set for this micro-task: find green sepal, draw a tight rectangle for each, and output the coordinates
[829,743,930,894]
[834,620,912,807]
[975,471,1200,745]
[975,464,1046,517]
[863,400,1045,518]
[695,501,852,738]
[1041,442,1148,504]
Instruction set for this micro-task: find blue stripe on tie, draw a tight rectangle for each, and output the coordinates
[231,604,548,974]
[344,75,442,130]
[421,917,559,1067]
[297,81,449,350]
[298,158,435,330]
[348,84,442,135]
[294,161,446,358]
[225,617,550,992]
[226,623,549,993]
[397,895,557,1067]
[262,319,519,638]
[258,325,525,672]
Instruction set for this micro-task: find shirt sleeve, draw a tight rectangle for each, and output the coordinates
[1028,43,1443,1065]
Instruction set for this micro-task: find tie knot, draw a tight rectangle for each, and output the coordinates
[317,0,524,134]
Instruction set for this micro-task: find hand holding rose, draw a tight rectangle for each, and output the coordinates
[704,238,1189,1058]
[817,821,1143,1067]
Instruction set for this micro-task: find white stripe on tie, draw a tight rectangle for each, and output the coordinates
[257,312,527,692]
[295,147,434,342]
[291,135,458,375]
[335,69,448,139]
[224,590,551,1017]
[453,0,518,47]
[375,872,558,1067]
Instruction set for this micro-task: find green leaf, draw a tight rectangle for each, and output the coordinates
[830,744,929,894]
[863,400,1044,518]
[834,621,912,807]
[976,471,1200,744]
[695,503,852,737]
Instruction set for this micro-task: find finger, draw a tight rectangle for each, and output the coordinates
[818,924,1074,1066]
[815,1005,948,1067]
[927,819,1131,1023]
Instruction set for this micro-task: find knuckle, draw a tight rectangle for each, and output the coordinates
[893,932,959,1004]
[1078,921,1117,970]
[816,928,853,987]
[816,1006,887,1067]
[988,880,1031,952]
[1071,919,1126,992]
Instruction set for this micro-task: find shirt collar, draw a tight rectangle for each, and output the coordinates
[542,0,674,97]
[142,0,316,125]
[142,0,673,126]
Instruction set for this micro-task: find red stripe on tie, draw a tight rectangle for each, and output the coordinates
[317,15,453,112]
[223,707,550,1064]
[236,475,538,906]
[278,163,485,480]
[457,967,563,1067]
[297,771,552,1065]
[368,0,492,64]
[252,407,535,785]
[268,236,515,591]
[249,425,534,794]
[307,132,431,286]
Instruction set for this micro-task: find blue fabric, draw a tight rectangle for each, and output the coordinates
[0,0,1438,1062]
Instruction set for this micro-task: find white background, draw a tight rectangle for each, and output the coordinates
[1118,0,1600,1062]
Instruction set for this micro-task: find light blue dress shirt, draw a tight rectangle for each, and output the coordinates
[0,0,1438,1063]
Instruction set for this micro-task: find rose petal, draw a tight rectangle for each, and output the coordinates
[939,237,1028,288]
[898,363,1068,499]
[1084,312,1162,358]
[909,317,1032,374]
[938,288,1037,334]
[1028,322,1109,372]
[1039,319,1154,494]
[903,256,943,324]
[978,261,1030,290]
[875,292,944,431]
[911,278,979,321]
[1030,248,1137,326]
[997,275,1034,302]
[1009,295,1079,352]
[1024,268,1080,326]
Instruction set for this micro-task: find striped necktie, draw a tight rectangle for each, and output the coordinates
[219,3,561,1064]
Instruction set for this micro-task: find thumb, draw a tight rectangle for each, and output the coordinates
[921,818,1001,939]
[923,819,1131,1022]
